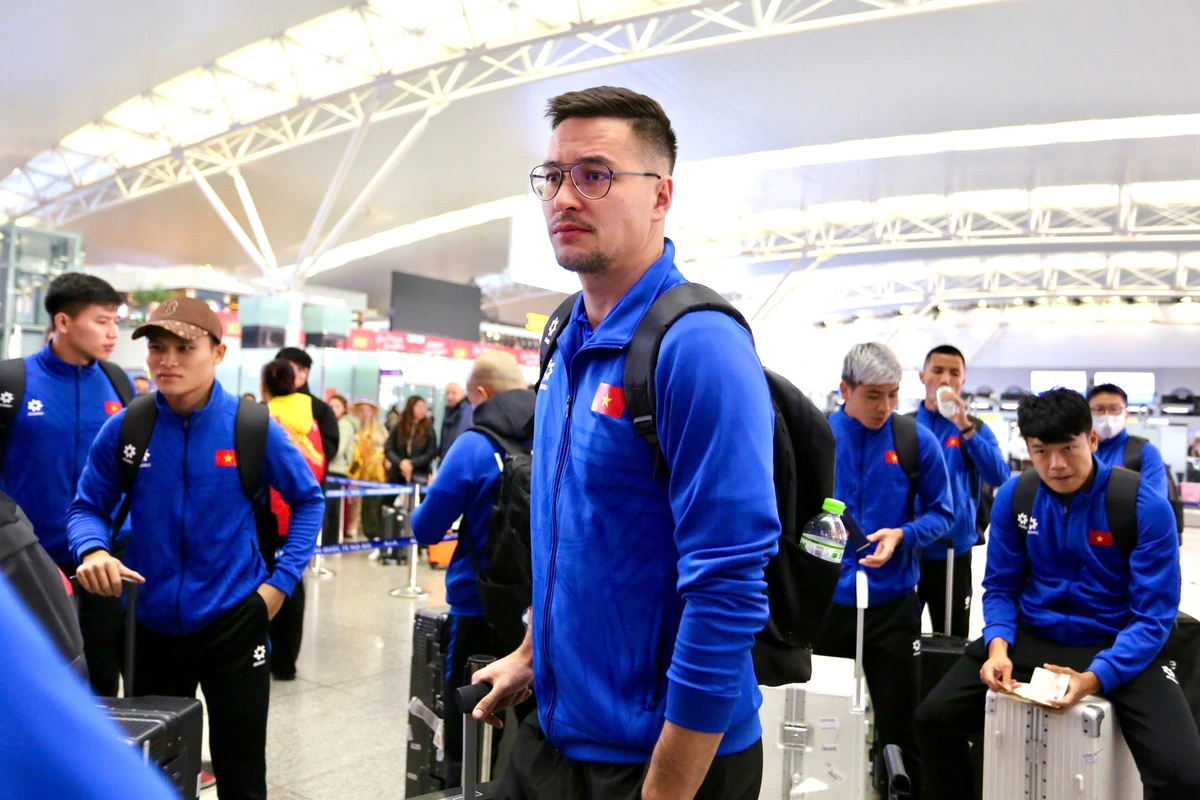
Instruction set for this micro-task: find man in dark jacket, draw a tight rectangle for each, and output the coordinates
[412,351,534,788]
[0,272,132,695]
[439,382,474,461]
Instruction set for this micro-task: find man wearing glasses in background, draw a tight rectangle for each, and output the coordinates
[470,87,780,800]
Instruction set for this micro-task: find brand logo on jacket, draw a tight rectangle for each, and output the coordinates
[122,444,138,464]
[539,359,556,391]
[26,398,44,417]
[253,644,266,668]
[1017,512,1039,534]
[591,383,626,418]
[105,400,121,415]
[543,316,560,346]
[1089,530,1113,548]
[141,449,151,469]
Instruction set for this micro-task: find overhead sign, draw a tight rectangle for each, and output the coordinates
[525,312,549,333]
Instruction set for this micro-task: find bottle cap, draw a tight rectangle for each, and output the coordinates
[822,498,846,515]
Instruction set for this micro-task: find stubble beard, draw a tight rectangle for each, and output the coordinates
[558,249,612,276]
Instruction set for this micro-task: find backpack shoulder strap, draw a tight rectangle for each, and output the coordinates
[1104,466,1141,558]
[0,358,26,428]
[235,397,271,507]
[959,414,985,500]
[538,292,581,385]
[890,412,921,516]
[1011,467,1041,538]
[98,361,134,407]
[112,394,159,536]
[468,425,530,458]
[1123,435,1147,473]
[624,283,749,459]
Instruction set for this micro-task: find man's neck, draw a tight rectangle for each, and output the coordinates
[163,382,215,418]
[49,336,91,367]
[922,397,938,413]
[578,239,665,330]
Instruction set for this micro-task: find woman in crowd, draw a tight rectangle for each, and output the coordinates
[381,396,438,565]
[348,398,388,540]
[260,359,326,681]
[324,394,357,540]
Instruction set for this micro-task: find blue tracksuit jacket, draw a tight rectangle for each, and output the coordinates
[829,409,954,607]
[0,575,177,799]
[0,344,132,564]
[67,382,324,636]
[983,459,1180,691]
[532,239,780,763]
[1096,429,1168,497]
[914,405,1011,558]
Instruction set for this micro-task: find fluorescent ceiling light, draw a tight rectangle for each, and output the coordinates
[1163,405,1194,414]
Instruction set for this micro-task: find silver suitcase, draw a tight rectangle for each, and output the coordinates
[759,571,875,799]
[982,689,1141,799]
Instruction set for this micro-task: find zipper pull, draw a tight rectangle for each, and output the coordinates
[565,395,572,418]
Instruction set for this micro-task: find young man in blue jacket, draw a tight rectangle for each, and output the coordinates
[915,388,1200,799]
[915,345,1010,636]
[68,297,324,800]
[1088,382,1169,495]
[0,272,132,696]
[470,87,780,800]
[817,341,953,798]
[412,351,535,788]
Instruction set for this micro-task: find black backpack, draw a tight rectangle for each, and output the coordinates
[1010,466,1140,556]
[541,284,840,685]
[111,395,278,569]
[454,425,533,651]
[904,410,993,545]
[1123,436,1184,540]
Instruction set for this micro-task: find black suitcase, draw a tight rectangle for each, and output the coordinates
[409,681,500,800]
[408,606,452,796]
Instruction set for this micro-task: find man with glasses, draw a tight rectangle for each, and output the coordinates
[470,87,780,800]
[1088,383,1169,497]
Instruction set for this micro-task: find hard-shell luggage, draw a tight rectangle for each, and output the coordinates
[982,689,1141,800]
[407,680,500,799]
[759,571,890,799]
[407,606,452,796]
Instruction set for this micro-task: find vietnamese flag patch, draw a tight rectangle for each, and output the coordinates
[215,450,238,468]
[1089,530,1113,548]
[885,450,900,465]
[946,436,961,448]
[591,383,626,418]
[104,401,121,415]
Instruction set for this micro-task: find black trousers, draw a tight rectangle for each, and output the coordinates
[815,590,923,797]
[321,476,343,546]
[59,546,127,697]
[915,629,1200,800]
[135,592,272,800]
[494,714,762,800]
[268,579,304,679]
[917,550,973,637]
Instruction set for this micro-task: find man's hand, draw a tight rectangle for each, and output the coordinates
[1044,664,1102,709]
[256,584,287,620]
[980,639,1016,693]
[859,528,904,568]
[941,391,974,434]
[470,639,534,729]
[642,721,723,800]
[75,550,144,597]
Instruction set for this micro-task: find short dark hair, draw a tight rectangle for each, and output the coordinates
[275,347,312,370]
[45,273,122,319]
[546,86,678,174]
[924,344,966,368]
[1086,383,1128,404]
[1018,388,1093,444]
[262,359,297,399]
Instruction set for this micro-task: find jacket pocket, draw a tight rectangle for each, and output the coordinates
[645,606,672,711]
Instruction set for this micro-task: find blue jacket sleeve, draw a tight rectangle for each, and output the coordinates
[413,433,493,546]
[964,422,1011,489]
[0,576,178,799]
[900,426,954,551]
[1087,483,1180,691]
[67,414,124,562]
[262,419,324,597]
[981,478,1026,647]
[1137,442,1169,498]
[655,312,780,735]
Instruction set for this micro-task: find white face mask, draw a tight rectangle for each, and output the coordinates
[1092,414,1126,441]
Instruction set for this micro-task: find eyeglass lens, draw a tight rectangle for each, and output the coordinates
[531,163,612,200]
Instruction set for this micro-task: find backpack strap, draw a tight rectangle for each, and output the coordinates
[1123,435,1147,474]
[624,283,750,466]
[234,398,275,567]
[890,413,921,519]
[538,292,581,386]
[112,394,159,538]
[99,361,134,407]
[1011,467,1041,535]
[1104,466,1141,558]
[468,425,530,459]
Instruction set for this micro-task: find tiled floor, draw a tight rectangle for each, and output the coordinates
[190,533,1200,798]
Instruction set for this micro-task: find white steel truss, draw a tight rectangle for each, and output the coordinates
[2,0,1006,232]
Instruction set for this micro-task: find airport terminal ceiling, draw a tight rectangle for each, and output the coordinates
[5,0,1200,321]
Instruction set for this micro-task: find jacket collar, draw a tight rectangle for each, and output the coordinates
[568,238,686,350]
[34,342,99,378]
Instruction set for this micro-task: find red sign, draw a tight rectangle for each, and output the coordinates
[216,310,241,339]
[105,401,121,415]
[342,328,538,366]
[591,383,626,418]
[885,450,900,465]
[1089,530,1113,548]
[946,436,961,448]
[215,450,238,468]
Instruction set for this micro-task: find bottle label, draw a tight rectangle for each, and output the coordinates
[800,534,844,564]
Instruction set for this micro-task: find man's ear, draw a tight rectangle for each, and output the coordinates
[1088,430,1100,453]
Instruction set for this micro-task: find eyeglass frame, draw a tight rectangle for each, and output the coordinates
[529,161,663,201]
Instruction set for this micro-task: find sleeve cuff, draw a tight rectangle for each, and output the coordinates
[72,535,110,564]
[1087,659,1119,694]
[266,571,299,598]
[983,625,1015,648]
[664,679,739,735]
[899,524,917,552]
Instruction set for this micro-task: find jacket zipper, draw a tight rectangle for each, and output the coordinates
[179,417,190,631]
[542,389,572,739]
[74,368,82,485]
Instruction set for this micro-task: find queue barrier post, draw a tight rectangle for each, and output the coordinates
[389,484,426,599]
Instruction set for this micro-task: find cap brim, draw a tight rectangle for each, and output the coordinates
[133,320,213,342]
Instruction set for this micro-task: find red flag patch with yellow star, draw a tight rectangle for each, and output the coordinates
[591,383,626,418]
[1089,530,1113,548]
[215,450,238,467]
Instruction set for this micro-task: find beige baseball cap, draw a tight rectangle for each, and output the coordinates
[132,297,223,343]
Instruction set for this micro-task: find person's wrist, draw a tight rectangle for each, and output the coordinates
[81,548,110,563]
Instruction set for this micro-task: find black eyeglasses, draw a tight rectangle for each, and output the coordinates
[530,162,662,201]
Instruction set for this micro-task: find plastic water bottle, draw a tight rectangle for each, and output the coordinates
[799,498,848,564]
[937,385,959,419]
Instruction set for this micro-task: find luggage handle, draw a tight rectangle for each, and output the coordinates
[883,743,912,799]
[854,569,868,712]
[456,679,494,797]
[69,576,139,696]
[936,537,955,636]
